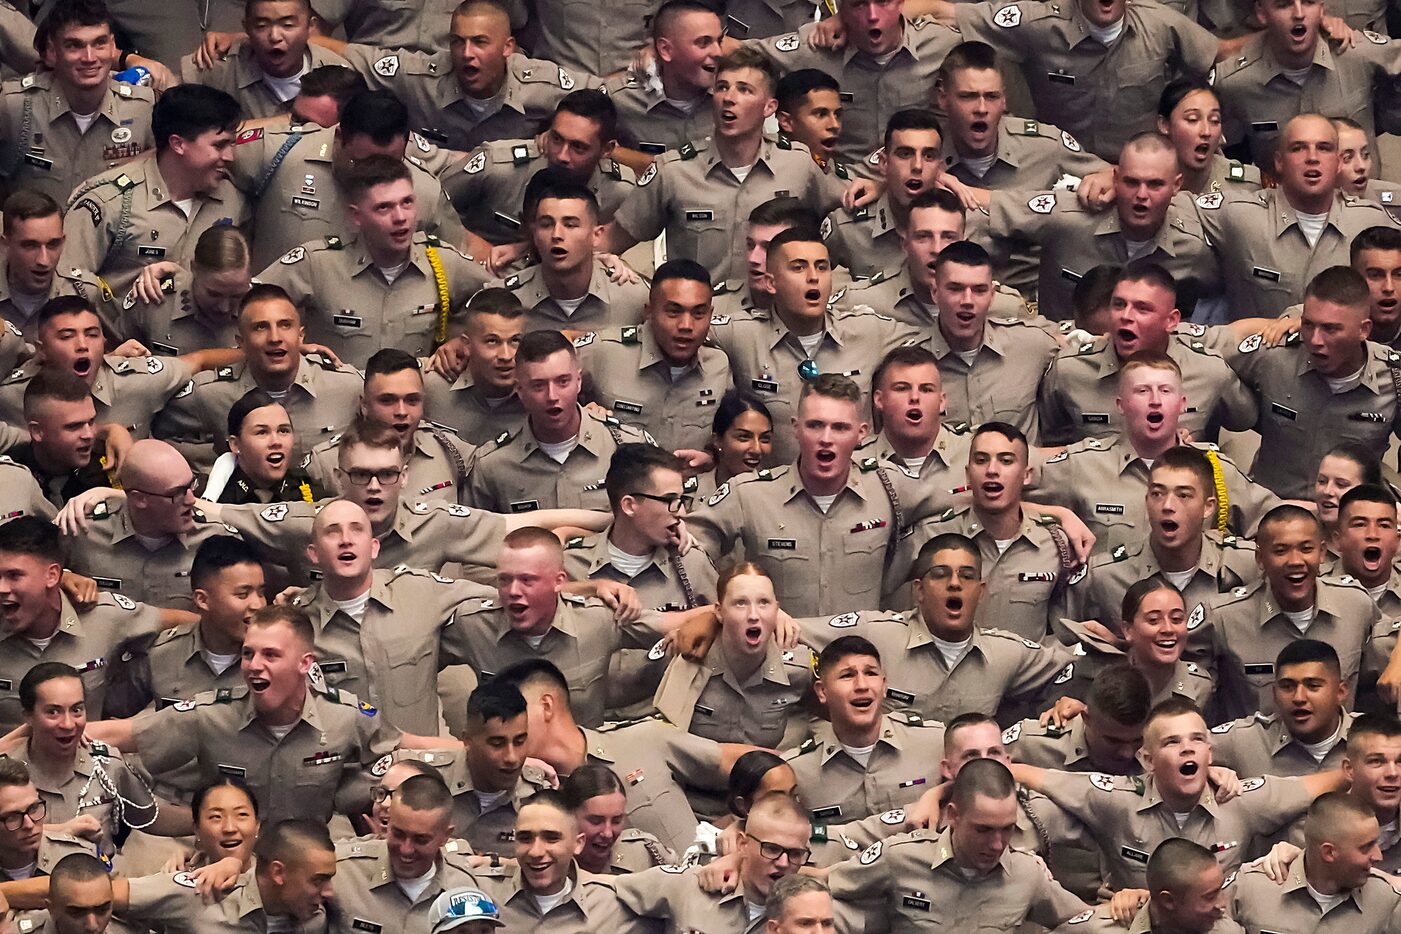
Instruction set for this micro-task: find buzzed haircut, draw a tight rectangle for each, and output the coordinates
[152,84,241,153]
[1338,483,1397,523]
[1088,664,1152,727]
[254,819,333,867]
[798,372,861,407]
[494,659,572,701]
[1118,350,1182,384]
[502,526,565,562]
[972,421,1027,452]
[19,661,82,713]
[776,68,840,114]
[872,344,940,393]
[2,190,60,234]
[464,287,525,319]
[884,108,942,152]
[339,90,411,145]
[238,282,299,319]
[1256,503,1323,546]
[1122,131,1178,162]
[394,773,455,815]
[37,295,100,331]
[714,47,779,96]
[246,605,316,652]
[516,328,577,366]
[907,186,965,219]
[1072,264,1122,328]
[1146,696,1203,731]
[1145,838,1217,894]
[933,239,992,277]
[606,443,684,510]
[766,874,831,922]
[913,531,982,579]
[0,516,65,566]
[748,197,819,230]
[227,388,285,437]
[1151,447,1215,501]
[297,65,366,108]
[1305,266,1371,309]
[555,89,617,144]
[23,369,92,420]
[364,348,422,382]
[947,757,1016,811]
[453,0,511,19]
[519,788,572,817]
[341,154,412,202]
[1117,260,1178,303]
[523,169,601,223]
[1351,226,1401,262]
[1346,714,1401,753]
[817,635,881,677]
[765,226,825,267]
[943,712,1000,754]
[190,535,262,591]
[1305,791,1377,847]
[1275,638,1342,678]
[49,853,111,889]
[0,757,30,788]
[937,40,999,84]
[651,259,712,296]
[465,679,528,732]
[744,791,809,830]
[652,0,718,41]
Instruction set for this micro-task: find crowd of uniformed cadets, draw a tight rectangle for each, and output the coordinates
[2,0,1401,929]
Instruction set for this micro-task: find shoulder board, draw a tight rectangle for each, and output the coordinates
[795,735,820,755]
[562,592,589,606]
[595,713,663,733]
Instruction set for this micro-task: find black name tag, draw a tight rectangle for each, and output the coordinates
[1060,268,1083,283]
[0,680,13,691]
[22,154,53,170]
[319,660,348,674]
[138,245,166,258]
[839,92,855,102]
[93,577,122,589]
[902,897,931,911]
[509,500,540,513]
[1081,413,1109,424]
[332,314,363,328]
[1121,846,1150,864]
[217,764,246,778]
[150,341,179,356]
[1251,267,1281,282]
[768,538,796,550]
[685,210,714,222]
[1047,72,1075,84]
[1095,504,1124,515]
[887,688,915,703]
[1250,121,1279,132]
[292,196,320,209]
[351,921,382,934]
[637,142,668,154]
[695,704,714,716]
[614,400,644,414]
[1270,403,1297,421]
[751,378,779,392]
[494,211,520,229]
[811,805,842,820]
[1244,663,1275,675]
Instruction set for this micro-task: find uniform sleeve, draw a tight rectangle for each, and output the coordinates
[953,1,1031,60]
[424,181,469,249]
[658,722,727,790]
[611,162,669,245]
[214,503,315,564]
[102,633,158,719]
[130,707,198,773]
[337,706,402,816]
[617,609,668,650]
[987,189,1059,243]
[123,874,203,925]
[440,508,508,579]
[337,44,409,90]
[151,379,209,443]
[1004,639,1076,706]
[1211,363,1259,433]
[124,599,167,641]
[1236,775,1314,838]
[440,243,492,298]
[824,840,891,903]
[1219,455,1279,535]
[1030,770,1113,830]
[610,866,688,918]
[61,191,111,283]
[684,483,742,565]
[1035,357,1080,448]
[228,128,274,194]
[1025,867,1102,930]
[1167,9,1219,75]
[253,249,316,302]
[143,356,194,405]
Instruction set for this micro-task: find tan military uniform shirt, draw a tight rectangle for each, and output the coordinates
[133,682,399,823]
[11,740,155,855]
[607,829,676,873]
[784,710,945,823]
[851,423,973,486]
[1038,332,1256,446]
[340,47,592,151]
[306,421,478,508]
[1199,153,1263,195]
[255,232,488,368]
[562,525,717,612]
[112,267,237,353]
[178,42,351,120]
[0,74,152,207]
[927,317,1060,443]
[942,116,1108,190]
[0,353,192,439]
[1196,188,1401,319]
[1207,575,1377,713]
[64,505,235,610]
[0,592,162,728]
[393,747,552,855]
[0,269,102,343]
[311,0,476,53]
[469,865,634,934]
[956,0,1218,160]
[63,151,250,298]
[613,136,836,283]
[489,261,648,334]
[231,123,467,271]
[124,869,283,934]
[1210,709,1355,778]
[820,194,908,281]
[1037,769,1314,889]
[1055,619,1218,708]
[0,456,57,524]
[653,638,813,748]
[1225,334,1401,498]
[443,139,636,246]
[795,612,1077,722]
[111,619,246,714]
[465,406,652,514]
[0,0,35,79]
[613,864,767,933]
[834,265,1031,328]
[570,718,728,853]
[444,593,663,728]
[573,325,732,453]
[530,0,660,75]
[330,837,484,934]
[748,17,964,165]
[707,305,918,462]
[1216,31,1401,165]
[825,826,1106,934]
[154,354,363,471]
[1004,715,1127,772]
[1032,436,1277,554]
[1231,857,1401,933]
[599,74,714,156]
[988,189,1221,321]
[422,373,526,446]
[724,0,829,40]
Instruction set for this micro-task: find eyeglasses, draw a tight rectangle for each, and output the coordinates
[342,467,404,486]
[629,492,694,514]
[746,833,810,865]
[128,479,198,503]
[371,785,396,802]
[0,800,45,831]
[922,566,980,582]
[797,359,820,382]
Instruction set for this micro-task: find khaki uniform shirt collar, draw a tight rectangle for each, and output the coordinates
[1137,774,1220,817]
[710,637,793,691]
[1128,902,1153,934]
[1261,36,1335,82]
[941,122,1022,172]
[292,358,324,398]
[589,527,668,577]
[1060,717,1092,768]
[233,42,271,88]
[1195,533,1225,578]
[843,19,918,66]
[1281,854,1311,894]
[964,510,1037,549]
[238,875,272,919]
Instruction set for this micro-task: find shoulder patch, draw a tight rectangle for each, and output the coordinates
[112,593,136,611]
[172,871,198,888]
[1238,777,1265,793]
[1210,720,1234,734]
[858,840,882,864]
[463,151,486,174]
[1066,910,1095,925]
[879,808,905,825]
[706,481,730,506]
[774,32,801,52]
[260,503,289,522]
[1186,603,1205,630]
[1002,722,1022,744]
[1060,130,1081,153]
[1196,191,1224,210]
[993,4,1022,26]
[1364,29,1389,43]
[1027,192,1056,214]
[636,162,657,187]
[280,246,306,265]
[1237,333,1262,354]
[1089,772,1117,792]
[235,127,263,144]
[373,55,400,77]
[828,612,859,628]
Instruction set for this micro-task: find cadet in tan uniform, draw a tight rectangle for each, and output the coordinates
[329,774,484,934]
[1225,266,1401,500]
[1158,79,1263,199]
[1061,450,1260,639]
[527,0,660,76]
[0,4,153,207]
[443,91,636,248]
[1231,792,1401,933]
[949,0,1218,161]
[255,158,488,368]
[560,765,678,874]
[988,135,1222,322]
[574,260,732,454]
[177,0,349,119]
[859,345,973,486]
[466,330,654,514]
[498,659,740,854]
[0,455,58,524]
[422,289,528,445]
[783,636,945,823]
[63,85,249,300]
[1034,355,1277,555]
[1197,116,1401,319]
[0,518,166,728]
[601,1,719,154]
[775,69,854,207]
[487,179,647,334]
[1004,664,1154,774]
[154,285,363,469]
[1038,264,1254,445]
[0,192,108,342]
[230,90,467,271]
[88,606,409,824]
[333,0,591,152]
[1012,699,1343,891]
[1127,840,1242,934]
[825,758,1109,934]
[113,226,248,355]
[609,49,838,284]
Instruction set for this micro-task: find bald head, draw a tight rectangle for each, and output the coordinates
[1283,113,1338,149]
[307,498,379,586]
[119,440,197,536]
[119,439,192,490]
[312,498,372,536]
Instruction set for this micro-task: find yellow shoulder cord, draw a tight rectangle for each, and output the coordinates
[299,480,314,503]
[425,245,450,345]
[1204,449,1229,534]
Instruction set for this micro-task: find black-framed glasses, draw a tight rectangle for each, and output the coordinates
[746,833,810,865]
[128,479,198,503]
[341,467,404,486]
[0,800,44,830]
[629,492,694,514]
[797,359,820,382]
[922,565,980,582]
[371,785,395,802]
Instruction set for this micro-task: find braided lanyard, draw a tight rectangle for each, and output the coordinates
[668,549,700,608]
[426,246,451,344]
[299,480,314,503]
[75,755,161,842]
[1203,449,1230,534]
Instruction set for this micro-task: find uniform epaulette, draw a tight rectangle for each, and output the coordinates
[501,267,535,290]
[151,625,187,647]
[335,838,381,859]
[595,712,663,732]
[564,535,589,549]
[793,735,820,756]
[619,325,642,344]
[890,710,934,727]
[981,628,1049,651]
[321,685,378,717]
[677,140,702,160]
[561,592,589,606]
[89,741,113,758]
[1107,543,1133,563]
